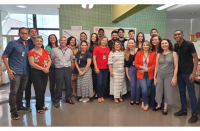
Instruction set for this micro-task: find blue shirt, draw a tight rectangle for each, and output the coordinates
[2,38,29,75]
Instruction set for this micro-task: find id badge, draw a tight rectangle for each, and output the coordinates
[103,55,106,59]
[132,61,134,65]
[22,52,25,57]
[63,56,66,60]
[79,59,80,64]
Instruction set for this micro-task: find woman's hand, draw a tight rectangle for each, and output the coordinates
[110,72,114,77]
[43,68,49,73]
[171,77,177,87]
[79,71,84,76]
[143,67,149,72]
[154,78,157,86]
[139,70,144,74]
[95,67,100,74]
[127,75,131,81]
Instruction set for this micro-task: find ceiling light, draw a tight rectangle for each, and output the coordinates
[156,4,176,10]
[16,5,27,8]
[82,4,94,9]
[167,4,186,11]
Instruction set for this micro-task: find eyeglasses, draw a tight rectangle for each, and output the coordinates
[115,44,120,47]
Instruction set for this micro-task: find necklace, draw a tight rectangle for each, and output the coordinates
[143,52,149,64]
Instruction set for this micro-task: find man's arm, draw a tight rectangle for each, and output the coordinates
[189,52,198,82]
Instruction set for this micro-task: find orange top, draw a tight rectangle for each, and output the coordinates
[134,51,156,80]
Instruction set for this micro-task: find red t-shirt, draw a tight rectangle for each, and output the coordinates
[93,46,110,69]
[27,49,50,68]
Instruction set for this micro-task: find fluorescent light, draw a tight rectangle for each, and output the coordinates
[82,4,94,9]
[167,4,186,11]
[156,4,176,10]
[16,5,27,8]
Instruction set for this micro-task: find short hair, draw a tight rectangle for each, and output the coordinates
[28,28,38,34]
[98,28,104,33]
[174,30,183,34]
[80,40,88,46]
[128,30,135,34]
[111,40,124,53]
[19,27,28,33]
[140,40,152,53]
[118,28,125,33]
[59,36,67,41]
[157,39,174,53]
[80,32,87,41]
[111,30,118,35]
[67,36,77,46]
[33,36,43,42]
[150,29,158,33]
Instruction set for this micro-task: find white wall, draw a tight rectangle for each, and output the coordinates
[192,19,200,42]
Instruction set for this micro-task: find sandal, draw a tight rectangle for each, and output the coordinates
[37,110,43,114]
[114,98,119,103]
[162,109,168,115]
[119,98,123,102]
[42,107,48,110]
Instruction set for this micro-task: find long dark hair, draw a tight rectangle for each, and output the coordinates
[48,34,58,48]
[150,35,162,52]
[136,32,145,48]
[90,33,98,50]
[67,36,77,46]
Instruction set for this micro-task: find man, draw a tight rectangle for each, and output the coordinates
[118,28,127,48]
[25,28,44,108]
[98,28,104,38]
[124,30,135,50]
[2,27,31,120]
[108,30,118,51]
[150,29,159,37]
[174,30,198,123]
[51,36,75,108]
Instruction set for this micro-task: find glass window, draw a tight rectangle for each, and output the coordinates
[37,15,59,28]
[38,30,60,48]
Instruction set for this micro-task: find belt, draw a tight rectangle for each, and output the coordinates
[57,67,70,69]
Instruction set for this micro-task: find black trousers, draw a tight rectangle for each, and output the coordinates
[25,68,33,103]
[31,68,48,110]
[91,64,97,93]
[49,67,56,99]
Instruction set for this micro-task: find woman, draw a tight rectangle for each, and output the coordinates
[149,35,162,108]
[89,33,99,98]
[45,34,58,101]
[27,36,51,114]
[67,36,79,97]
[136,32,145,49]
[153,39,178,115]
[77,32,90,50]
[125,38,140,105]
[75,41,93,103]
[93,36,110,103]
[135,40,156,111]
[108,40,127,103]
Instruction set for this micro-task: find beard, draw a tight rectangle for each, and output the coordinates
[112,38,118,41]
[119,36,124,38]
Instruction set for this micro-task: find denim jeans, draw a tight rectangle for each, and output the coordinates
[9,74,29,113]
[97,69,108,98]
[129,65,140,102]
[138,72,152,105]
[178,73,198,115]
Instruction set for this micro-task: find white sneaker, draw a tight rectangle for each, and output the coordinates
[79,98,84,102]
[82,98,90,103]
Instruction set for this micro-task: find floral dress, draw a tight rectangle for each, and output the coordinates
[27,49,50,67]
[68,46,79,81]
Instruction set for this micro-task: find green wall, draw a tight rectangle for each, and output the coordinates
[59,4,166,38]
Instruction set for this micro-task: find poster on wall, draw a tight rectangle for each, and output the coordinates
[94,27,137,40]
[62,30,90,43]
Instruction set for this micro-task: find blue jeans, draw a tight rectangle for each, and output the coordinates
[129,65,140,102]
[178,74,198,115]
[138,72,152,105]
[97,69,108,98]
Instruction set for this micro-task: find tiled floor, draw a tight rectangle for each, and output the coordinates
[0,81,200,126]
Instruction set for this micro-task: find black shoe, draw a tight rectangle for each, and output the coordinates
[11,112,20,120]
[135,102,140,105]
[188,114,198,123]
[66,100,75,104]
[26,101,30,108]
[17,106,32,112]
[152,107,162,111]
[162,109,168,115]
[174,110,187,116]
[130,102,135,105]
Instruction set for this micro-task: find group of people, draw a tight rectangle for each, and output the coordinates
[2,27,198,123]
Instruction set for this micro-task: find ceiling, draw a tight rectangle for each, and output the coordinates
[167,4,200,19]
[0,4,59,15]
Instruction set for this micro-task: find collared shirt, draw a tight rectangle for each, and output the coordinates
[50,46,73,68]
[2,38,29,75]
[174,39,196,75]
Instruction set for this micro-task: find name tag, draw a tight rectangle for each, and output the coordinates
[79,59,81,64]
[22,52,25,57]
[132,61,134,65]
[103,55,106,59]
[63,56,66,60]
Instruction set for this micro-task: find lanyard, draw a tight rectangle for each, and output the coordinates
[101,47,106,55]
[59,47,68,55]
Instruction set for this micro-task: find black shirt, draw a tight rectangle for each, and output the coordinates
[174,39,196,75]
[119,38,127,49]
[125,48,140,67]
[75,51,92,68]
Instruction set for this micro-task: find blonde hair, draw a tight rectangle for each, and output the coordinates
[140,40,152,53]
[125,38,136,61]
[98,36,108,46]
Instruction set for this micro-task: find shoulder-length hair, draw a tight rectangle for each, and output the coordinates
[111,40,124,53]
[80,32,87,41]
[157,39,174,53]
[67,36,77,46]
[98,36,108,46]
[140,40,152,53]
[47,34,58,48]
[150,34,162,52]
[136,32,145,48]
[90,33,98,49]
[125,38,136,61]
